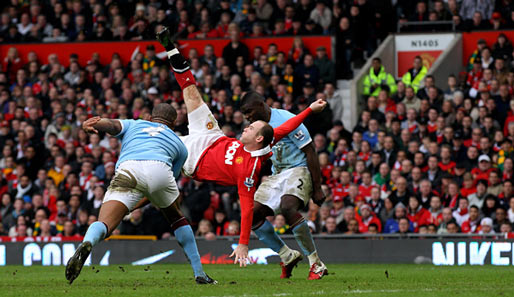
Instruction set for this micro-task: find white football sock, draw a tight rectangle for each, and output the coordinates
[307,251,320,266]
[278,244,293,263]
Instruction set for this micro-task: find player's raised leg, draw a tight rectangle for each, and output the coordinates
[252,202,303,278]
[156,27,204,113]
[65,200,127,284]
[280,195,328,280]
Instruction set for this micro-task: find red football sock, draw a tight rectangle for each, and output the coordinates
[174,70,196,90]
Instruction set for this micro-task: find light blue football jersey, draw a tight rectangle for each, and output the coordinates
[268,108,311,174]
[116,120,188,178]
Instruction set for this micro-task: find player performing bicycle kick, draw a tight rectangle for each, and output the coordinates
[156,27,327,266]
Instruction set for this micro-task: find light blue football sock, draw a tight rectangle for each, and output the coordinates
[83,221,107,247]
[254,220,285,253]
[292,221,317,257]
[174,225,205,278]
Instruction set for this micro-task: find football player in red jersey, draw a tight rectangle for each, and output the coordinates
[156,27,326,266]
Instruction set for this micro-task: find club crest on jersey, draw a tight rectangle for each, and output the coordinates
[235,156,244,164]
[225,141,241,165]
[244,177,254,188]
[294,130,305,141]
[206,121,214,130]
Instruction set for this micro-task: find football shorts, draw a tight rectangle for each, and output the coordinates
[254,167,313,212]
[103,160,179,210]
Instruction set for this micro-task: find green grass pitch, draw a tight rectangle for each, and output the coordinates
[0,263,513,296]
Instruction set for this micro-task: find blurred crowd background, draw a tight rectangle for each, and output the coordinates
[1,0,514,240]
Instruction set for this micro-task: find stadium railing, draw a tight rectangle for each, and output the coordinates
[397,21,455,33]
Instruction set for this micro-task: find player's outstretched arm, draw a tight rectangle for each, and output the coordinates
[272,99,327,144]
[156,27,204,113]
[82,116,122,136]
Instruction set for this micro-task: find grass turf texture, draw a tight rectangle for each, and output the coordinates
[0,264,513,296]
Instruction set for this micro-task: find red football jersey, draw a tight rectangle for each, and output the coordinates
[193,107,314,245]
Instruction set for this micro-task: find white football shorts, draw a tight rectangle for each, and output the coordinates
[103,160,179,210]
[254,167,313,212]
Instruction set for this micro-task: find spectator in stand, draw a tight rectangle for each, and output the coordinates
[460,0,494,21]
[324,83,343,122]
[384,203,410,233]
[406,196,430,232]
[500,222,512,233]
[468,179,489,209]
[196,219,216,240]
[314,46,335,85]
[363,58,397,98]
[397,217,411,235]
[453,197,471,226]
[321,216,339,234]
[401,56,428,93]
[273,214,291,235]
[345,219,359,234]
[446,221,460,234]
[438,207,456,234]
[493,208,509,231]
[356,204,382,233]
[294,54,319,93]
[461,205,481,233]
[2,0,514,239]
[222,24,249,72]
[309,1,331,34]
[478,217,494,234]
[427,196,443,226]
[493,33,513,61]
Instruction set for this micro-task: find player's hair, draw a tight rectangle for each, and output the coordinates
[258,122,274,148]
[152,103,177,126]
[241,91,265,107]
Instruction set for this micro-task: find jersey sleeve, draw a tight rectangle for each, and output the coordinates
[236,159,260,245]
[272,108,313,148]
[115,119,134,138]
[287,123,312,150]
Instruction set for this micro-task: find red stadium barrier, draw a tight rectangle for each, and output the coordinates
[0,36,332,68]
[462,30,514,65]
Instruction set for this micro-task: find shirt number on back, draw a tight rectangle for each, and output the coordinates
[142,127,165,136]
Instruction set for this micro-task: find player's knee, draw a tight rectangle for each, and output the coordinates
[161,203,183,223]
[252,219,265,230]
[251,208,267,229]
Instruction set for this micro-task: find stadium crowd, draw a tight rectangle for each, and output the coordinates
[2,0,514,78]
[1,0,514,240]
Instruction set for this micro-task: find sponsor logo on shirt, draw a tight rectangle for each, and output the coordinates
[225,141,241,165]
[294,130,305,141]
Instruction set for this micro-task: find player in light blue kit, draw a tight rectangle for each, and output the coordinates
[65,103,216,285]
[241,92,328,280]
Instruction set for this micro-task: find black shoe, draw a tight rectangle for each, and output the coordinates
[65,241,92,284]
[156,27,175,51]
[195,274,218,284]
